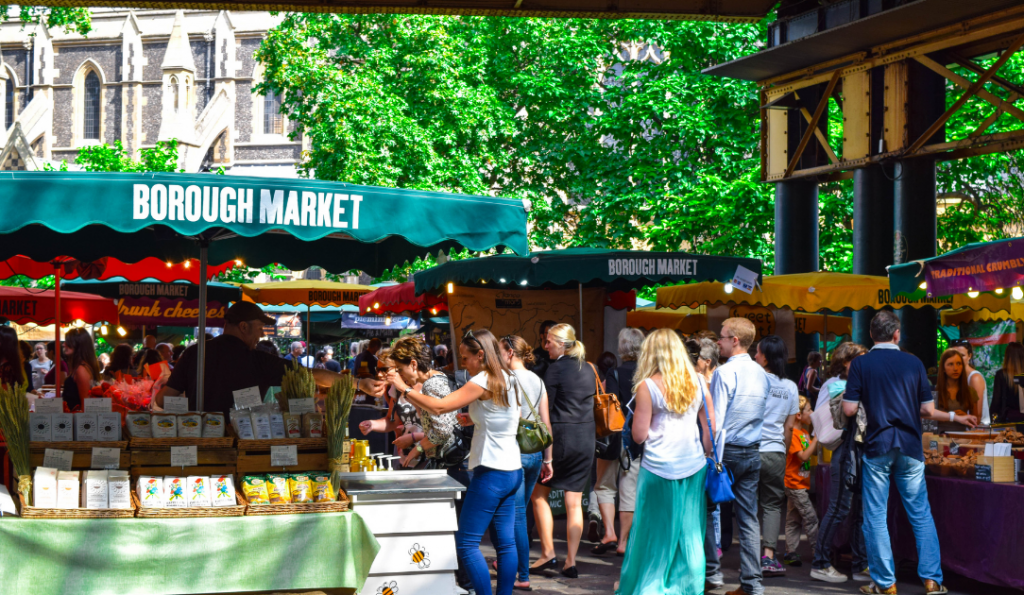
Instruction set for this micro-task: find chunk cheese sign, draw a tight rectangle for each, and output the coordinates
[132,184,362,229]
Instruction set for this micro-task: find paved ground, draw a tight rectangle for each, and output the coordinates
[478,521,1014,595]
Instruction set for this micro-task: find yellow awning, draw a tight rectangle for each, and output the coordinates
[627,306,851,336]
[941,300,1024,326]
[240,280,373,306]
[656,272,1009,313]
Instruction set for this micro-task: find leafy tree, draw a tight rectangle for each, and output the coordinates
[0,6,91,35]
[75,139,183,173]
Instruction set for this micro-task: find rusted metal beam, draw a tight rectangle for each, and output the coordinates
[903,30,1024,156]
[971,91,1021,138]
[913,55,1024,123]
[793,91,840,165]
[950,54,1024,97]
[784,70,841,178]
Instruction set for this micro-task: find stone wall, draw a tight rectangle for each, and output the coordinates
[235,80,252,143]
[51,87,73,146]
[141,84,162,143]
[104,82,122,144]
[235,144,300,161]
[53,44,120,85]
[142,42,166,82]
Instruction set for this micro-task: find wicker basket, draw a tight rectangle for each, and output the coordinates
[239,488,350,516]
[129,436,234,449]
[17,493,136,519]
[131,491,247,518]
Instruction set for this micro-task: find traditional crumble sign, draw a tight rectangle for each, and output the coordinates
[132,184,363,230]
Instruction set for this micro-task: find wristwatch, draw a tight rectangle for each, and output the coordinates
[415,443,425,454]
[404,387,414,397]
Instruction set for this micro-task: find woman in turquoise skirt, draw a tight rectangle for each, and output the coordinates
[617,329,717,595]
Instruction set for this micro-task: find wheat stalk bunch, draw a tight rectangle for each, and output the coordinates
[0,381,31,502]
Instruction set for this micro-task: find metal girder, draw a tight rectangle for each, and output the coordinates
[784,70,841,178]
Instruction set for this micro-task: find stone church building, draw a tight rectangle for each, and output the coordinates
[0,9,304,175]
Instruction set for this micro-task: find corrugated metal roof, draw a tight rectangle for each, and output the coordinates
[706,0,1024,81]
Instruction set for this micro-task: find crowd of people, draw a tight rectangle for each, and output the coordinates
[3,303,1019,595]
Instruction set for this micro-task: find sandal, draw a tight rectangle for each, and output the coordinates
[591,542,618,555]
[859,583,897,595]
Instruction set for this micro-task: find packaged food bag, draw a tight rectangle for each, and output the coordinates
[202,412,225,438]
[211,475,237,507]
[302,412,324,438]
[82,470,109,509]
[312,474,335,502]
[33,467,58,508]
[266,474,292,504]
[51,413,74,441]
[250,407,273,440]
[242,476,270,505]
[125,413,152,438]
[30,413,52,442]
[230,409,255,439]
[56,471,80,509]
[187,476,212,507]
[288,474,314,503]
[163,476,188,508]
[283,413,302,438]
[74,413,98,442]
[177,413,203,438]
[151,413,178,438]
[108,471,131,509]
[137,476,165,508]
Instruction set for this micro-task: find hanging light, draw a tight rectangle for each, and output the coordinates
[373,302,380,310]
[74,319,85,328]
[520,280,528,286]
[967,291,980,298]
[499,278,507,284]
[384,315,392,325]
[919,282,928,290]
[724,283,734,294]
[996,288,1004,295]
[116,326,127,337]
[183,261,191,269]
[235,259,243,267]
[1014,287,1024,300]
[430,308,438,315]
[100,325,109,336]
[447,282,454,294]
[166,261,173,268]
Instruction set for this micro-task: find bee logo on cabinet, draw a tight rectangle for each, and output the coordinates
[376,580,399,595]
[409,543,430,569]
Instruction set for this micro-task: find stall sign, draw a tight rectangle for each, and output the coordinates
[117,298,227,327]
[729,305,775,340]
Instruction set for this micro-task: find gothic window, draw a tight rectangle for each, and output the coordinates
[171,75,179,110]
[264,89,283,135]
[83,71,101,140]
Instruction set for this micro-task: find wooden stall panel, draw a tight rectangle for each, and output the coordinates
[354,499,459,534]
[842,70,871,160]
[767,103,789,179]
[360,572,457,595]
[367,534,457,575]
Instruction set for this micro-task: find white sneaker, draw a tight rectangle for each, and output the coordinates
[853,568,872,582]
[454,585,470,595]
[811,566,849,583]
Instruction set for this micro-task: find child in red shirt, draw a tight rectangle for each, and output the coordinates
[783,396,819,566]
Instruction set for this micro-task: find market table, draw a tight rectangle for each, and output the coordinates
[0,511,379,594]
[815,463,1024,590]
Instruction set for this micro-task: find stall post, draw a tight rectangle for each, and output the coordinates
[578,283,583,335]
[307,304,312,368]
[53,263,62,399]
[196,241,208,412]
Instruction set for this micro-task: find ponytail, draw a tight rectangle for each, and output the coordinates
[548,323,586,363]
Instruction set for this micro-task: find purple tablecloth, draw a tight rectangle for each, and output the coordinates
[816,463,1024,590]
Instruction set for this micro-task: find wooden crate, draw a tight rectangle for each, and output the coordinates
[29,441,131,471]
[976,456,1015,483]
[236,436,329,475]
[128,436,237,482]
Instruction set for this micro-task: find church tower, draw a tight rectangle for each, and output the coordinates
[158,11,197,146]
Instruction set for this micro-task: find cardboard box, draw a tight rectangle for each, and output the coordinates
[96,413,122,441]
[163,476,188,508]
[187,476,212,507]
[211,475,237,507]
[82,470,109,509]
[125,413,152,438]
[51,413,74,442]
[108,471,131,509]
[56,470,80,509]
[74,413,98,442]
[137,476,164,508]
[29,413,52,442]
[177,413,203,438]
[33,467,58,508]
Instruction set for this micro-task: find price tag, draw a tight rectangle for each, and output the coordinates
[288,398,316,414]
[163,396,189,413]
[170,446,198,468]
[43,449,74,471]
[90,447,121,470]
[35,398,64,414]
[84,398,112,413]
[730,265,758,295]
[975,464,992,482]
[929,440,938,452]
[270,445,298,467]
[232,386,263,410]
[949,440,960,455]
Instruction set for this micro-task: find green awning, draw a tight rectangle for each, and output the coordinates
[413,248,762,295]
[0,172,529,276]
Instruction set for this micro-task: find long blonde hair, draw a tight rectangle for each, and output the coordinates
[633,329,699,414]
[548,323,586,363]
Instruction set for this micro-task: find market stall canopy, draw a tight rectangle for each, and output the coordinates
[0,286,119,325]
[0,172,530,276]
[657,272,1010,313]
[241,280,373,307]
[889,237,1024,299]
[0,255,237,283]
[627,305,853,336]
[62,278,242,303]
[359,282,447,315]
[941,300,1024,326]
[414,248,761,295]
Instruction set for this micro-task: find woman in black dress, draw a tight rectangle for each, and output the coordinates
[529,323,596,578]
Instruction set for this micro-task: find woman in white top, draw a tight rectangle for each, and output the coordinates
[388,329,522,595]
[753,335,799,575]
[29,343,51,389]
[616,329,715,595]
[951,340,989,425]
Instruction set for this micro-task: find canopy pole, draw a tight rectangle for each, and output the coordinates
[821,313,828,364]
[54,264,62,399]
[197,242,209,412]
[307,304,312,368]
[578,283,583,337]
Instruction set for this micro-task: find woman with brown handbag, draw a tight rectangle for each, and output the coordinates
[529,323,596,579]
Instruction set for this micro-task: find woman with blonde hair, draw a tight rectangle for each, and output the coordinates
[530,322,597,578]
[616,329,715,595]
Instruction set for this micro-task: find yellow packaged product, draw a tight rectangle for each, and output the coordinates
[267,474,292,504]
[312,474,335,502]
[289,474,314,503]
[242,476,270,505]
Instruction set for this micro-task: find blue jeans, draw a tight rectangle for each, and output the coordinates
[705,444,763,595]
[813,446,867,571]
[861,449,942,588]
[487,452,542,583]
[457,466,523,595]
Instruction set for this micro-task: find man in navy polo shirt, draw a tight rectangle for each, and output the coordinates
[842,311,977,595]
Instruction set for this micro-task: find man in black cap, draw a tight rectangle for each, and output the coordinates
[157,302,385,416]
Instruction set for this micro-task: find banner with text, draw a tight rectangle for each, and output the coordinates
[117,298,226,327]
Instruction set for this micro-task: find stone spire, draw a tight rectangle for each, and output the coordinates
[162,11,196,72]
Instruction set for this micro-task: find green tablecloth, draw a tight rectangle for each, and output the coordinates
[0,511,379,594]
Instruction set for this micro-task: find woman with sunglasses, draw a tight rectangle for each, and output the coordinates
[387,329,522,595]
